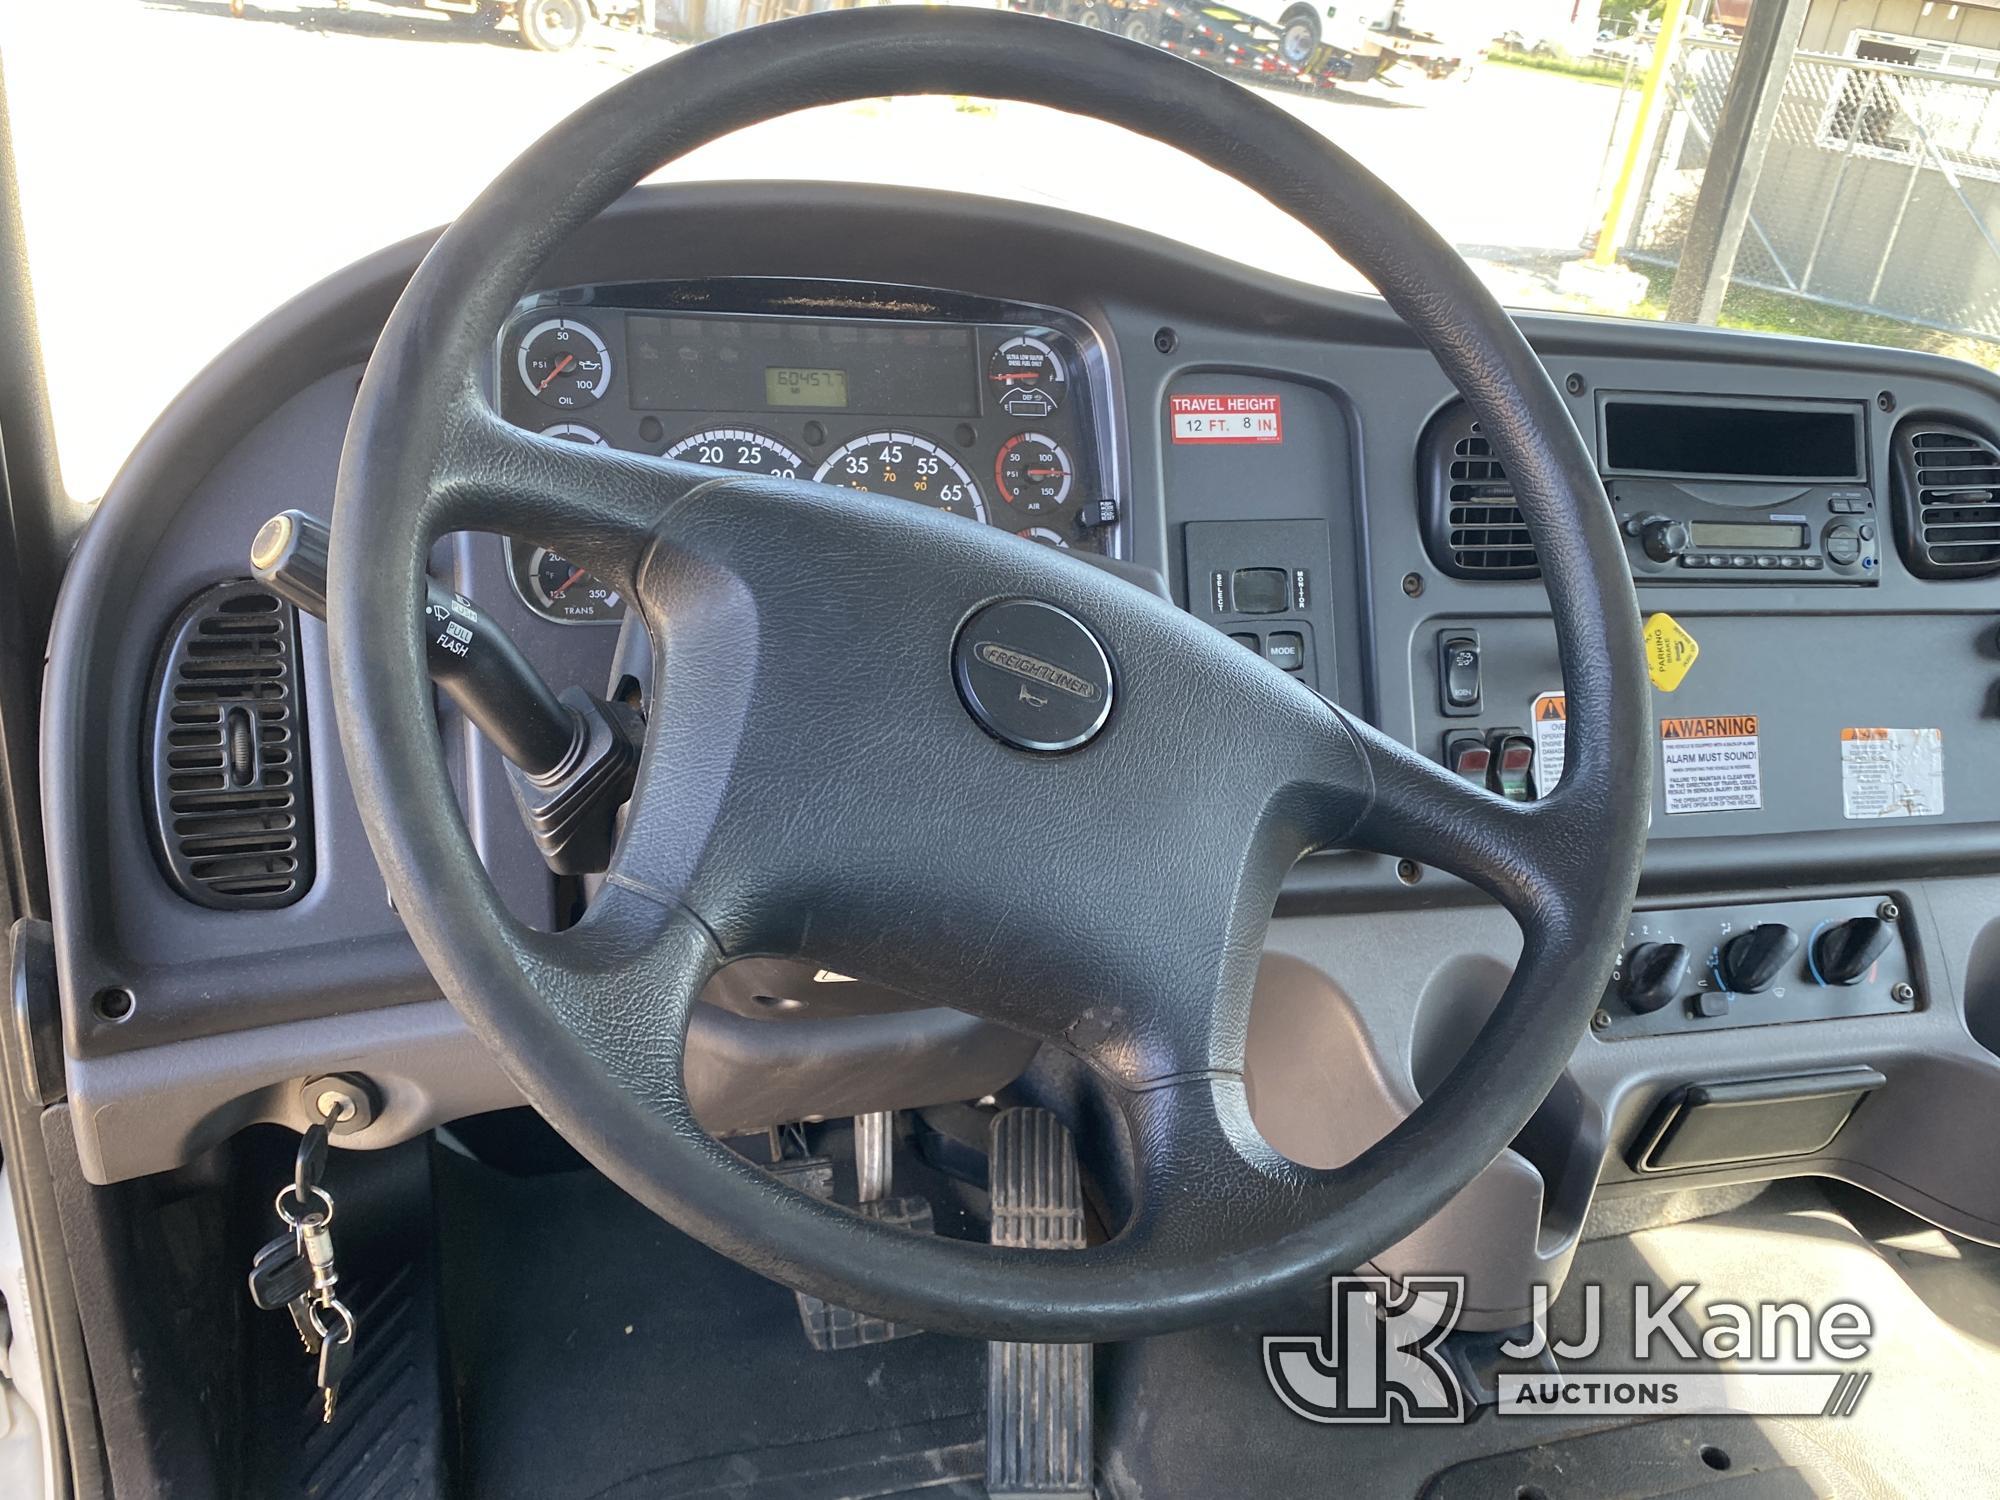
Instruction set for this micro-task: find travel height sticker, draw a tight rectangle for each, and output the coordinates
[1168,393,1283,444]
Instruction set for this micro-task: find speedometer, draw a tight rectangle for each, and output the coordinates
[813,431,984,522]
[664,427,805,477]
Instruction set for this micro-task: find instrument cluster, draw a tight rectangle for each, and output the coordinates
[497,293,1114,624]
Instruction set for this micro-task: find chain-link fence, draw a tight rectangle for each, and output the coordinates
[1630,36,2000,342]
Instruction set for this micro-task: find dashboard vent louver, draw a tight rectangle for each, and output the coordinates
[1418,404,1541,579]
[1890,419,2000,578]
[146,580,314,910]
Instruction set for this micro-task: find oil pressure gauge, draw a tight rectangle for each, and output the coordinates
[516,317,613,409]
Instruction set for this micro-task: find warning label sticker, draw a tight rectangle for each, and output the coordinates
[1660,714,1761,815]
[1840,727,1945,819]
[1169,393,1283,444]
[1530,691,1566,798]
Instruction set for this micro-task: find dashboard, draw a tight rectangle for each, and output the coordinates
[492,288,1118,626]
[34,181,2000,1334]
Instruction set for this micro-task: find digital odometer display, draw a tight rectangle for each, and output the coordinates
[765,367,848,408]
[625,313,977,415]
[1690,521,1809,550]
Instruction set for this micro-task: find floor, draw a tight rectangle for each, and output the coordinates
[430,1135,2000,1499]
[1099,1180,2000,1498]
[434,1138,990,1500]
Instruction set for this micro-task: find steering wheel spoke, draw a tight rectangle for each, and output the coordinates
[1329,709,1577,924]
[429,398,715,596]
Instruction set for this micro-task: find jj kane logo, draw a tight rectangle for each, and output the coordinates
[1263,1277,1467,1424]
[1265,1277,1875,1424]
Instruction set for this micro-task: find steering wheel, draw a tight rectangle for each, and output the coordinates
[328,6,1648,1341]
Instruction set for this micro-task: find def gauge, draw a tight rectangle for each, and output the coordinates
[516,318,613,409]
[664,427,806,477]
[995,432,1074,511]
[986,334,1067,419]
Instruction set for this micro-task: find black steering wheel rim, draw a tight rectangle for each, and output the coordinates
[327,6,1649,1341]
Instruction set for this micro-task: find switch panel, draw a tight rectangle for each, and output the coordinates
[1184,519,1337,697]
[1596,894,1917,1039]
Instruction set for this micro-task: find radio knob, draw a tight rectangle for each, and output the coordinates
[1640,517,1691,562]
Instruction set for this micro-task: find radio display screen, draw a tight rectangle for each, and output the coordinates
[1690,521,1809,551]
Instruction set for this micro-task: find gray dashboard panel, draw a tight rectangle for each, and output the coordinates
[39,186,2000,1319]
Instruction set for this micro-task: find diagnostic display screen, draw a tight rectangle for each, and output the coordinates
[765,367,848,408]
[627,313,978,415]
[1690,520,1810,550]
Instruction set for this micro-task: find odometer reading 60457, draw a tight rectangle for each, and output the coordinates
[813,431,985,522]
[764,367,848,408]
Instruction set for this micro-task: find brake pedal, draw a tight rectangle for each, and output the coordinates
[986,1107,1092,1499]
[793,1112,933,1350]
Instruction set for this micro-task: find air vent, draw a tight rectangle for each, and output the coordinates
[1890,419,2000,578]
[146,581,313,909]
[1418,404,1541,579]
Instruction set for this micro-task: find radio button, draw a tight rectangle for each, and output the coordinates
[1802,556,1824,570]
[1729,554,1753,568]
[1754,555,1777,568]
[1778,555,1802,570]
[1826,525,1862,565]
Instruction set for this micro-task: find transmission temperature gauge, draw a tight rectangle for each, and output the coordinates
[506,541,627,625]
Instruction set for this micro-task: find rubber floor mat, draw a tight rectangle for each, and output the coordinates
[434,1144,988,1500]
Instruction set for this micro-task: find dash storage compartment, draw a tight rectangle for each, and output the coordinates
[1630,1068,1885,1174]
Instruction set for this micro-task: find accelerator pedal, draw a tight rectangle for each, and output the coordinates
[986,1107,1093,1499]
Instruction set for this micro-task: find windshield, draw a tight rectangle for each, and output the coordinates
[6,0,1998,499]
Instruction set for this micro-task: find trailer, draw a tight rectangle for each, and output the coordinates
[1005,0,1392,95]
[226,0,650,53]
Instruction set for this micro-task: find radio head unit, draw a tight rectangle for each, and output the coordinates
[1598,395,1878,584]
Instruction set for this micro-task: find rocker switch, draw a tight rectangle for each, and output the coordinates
[1438,631,1482,715]
[1488,729,1534,802]
[1444,733,1491,785]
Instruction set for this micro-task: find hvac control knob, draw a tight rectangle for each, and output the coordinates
[1640,516,1692,562]
[1619,941,1690,1015]
[1718,923,1800,994]
[1813,917,1893,986]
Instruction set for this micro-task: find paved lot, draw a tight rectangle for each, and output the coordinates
[2,1,1627,496]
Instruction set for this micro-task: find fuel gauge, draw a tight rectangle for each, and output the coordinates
[987,334,1067,419]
